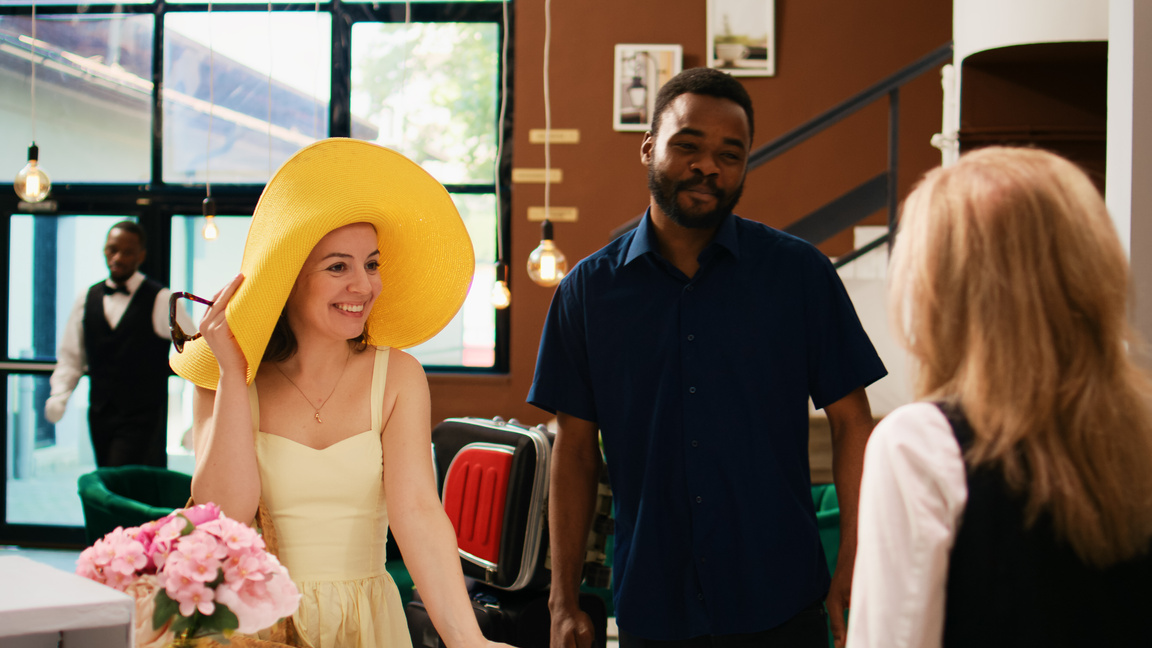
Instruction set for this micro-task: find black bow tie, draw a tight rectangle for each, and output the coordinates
[103,283,130,296]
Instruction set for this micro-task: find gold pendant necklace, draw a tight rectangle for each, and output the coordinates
[273,347,351,424]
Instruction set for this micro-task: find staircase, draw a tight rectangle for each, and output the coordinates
[769,45,956,477]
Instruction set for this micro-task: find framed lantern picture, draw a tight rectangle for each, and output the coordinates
[613,43,684,132]
[707,0,776,77]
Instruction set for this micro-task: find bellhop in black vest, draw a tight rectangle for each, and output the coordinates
[82,277,171,467]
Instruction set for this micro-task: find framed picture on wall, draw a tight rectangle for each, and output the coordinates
[707,0,776,77]
[613,43,684,132]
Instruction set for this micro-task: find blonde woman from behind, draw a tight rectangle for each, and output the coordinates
[847,146,1152,648]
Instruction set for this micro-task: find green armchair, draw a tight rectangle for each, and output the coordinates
[811,482,841,648]
[77,466,192,544]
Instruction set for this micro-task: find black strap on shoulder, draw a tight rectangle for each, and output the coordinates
[934,400,975,451]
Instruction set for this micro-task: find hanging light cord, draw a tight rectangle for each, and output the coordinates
[205,0,213,200]
[267,1,273,176]
[29,0,36,143]
[313,0,321,139]
[543,0,551,225]
[493,0,509,271]
[399,0,411,151]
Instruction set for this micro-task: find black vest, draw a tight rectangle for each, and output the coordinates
[82,278,172,415]
[939,403,1152,647]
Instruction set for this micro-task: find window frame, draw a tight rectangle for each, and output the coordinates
[0,0,513,546]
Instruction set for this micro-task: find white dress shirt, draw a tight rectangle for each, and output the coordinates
[44,271,195,423]
[846,401,969,648]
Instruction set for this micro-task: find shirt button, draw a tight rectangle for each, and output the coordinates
[686,285,694,292]
[689,386,696,394]
[691,440,698,447]
[698,593,704,600]
[696,496,703,503]
[687,334,695,341]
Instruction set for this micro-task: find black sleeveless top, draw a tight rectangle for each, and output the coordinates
[938,403,1152,647]
[82,278,172,416]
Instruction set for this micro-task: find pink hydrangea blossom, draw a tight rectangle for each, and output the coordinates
[174,582,217,617]
[75,501,300,643]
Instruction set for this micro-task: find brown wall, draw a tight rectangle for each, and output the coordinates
[429,0,953,427]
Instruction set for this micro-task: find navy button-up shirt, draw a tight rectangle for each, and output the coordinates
[529,211,886,639]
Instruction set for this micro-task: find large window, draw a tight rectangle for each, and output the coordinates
[0,0,513,545]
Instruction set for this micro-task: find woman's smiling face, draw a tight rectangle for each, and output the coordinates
[286,222,382,342]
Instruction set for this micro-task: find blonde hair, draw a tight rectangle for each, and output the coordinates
[889,146,1152,566]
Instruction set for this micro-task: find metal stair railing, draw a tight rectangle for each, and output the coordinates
[754,42,954,266]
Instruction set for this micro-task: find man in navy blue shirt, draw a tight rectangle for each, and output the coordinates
[529,68,886,648]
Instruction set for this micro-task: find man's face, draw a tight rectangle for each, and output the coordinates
[642,93,751,230]
[104,228,146,284]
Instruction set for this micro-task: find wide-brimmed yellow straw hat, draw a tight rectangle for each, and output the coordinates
[170,138,475,389]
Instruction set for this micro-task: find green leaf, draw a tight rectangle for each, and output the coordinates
[197,604,240,634]
[170,613,197,635]
[175,513,196,536]
[152,590,180,631]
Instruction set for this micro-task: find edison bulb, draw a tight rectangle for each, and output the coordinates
[14,145,50,203]
[202,197,218,240]
[490,280,511,309]
[202,216,219,240]
[527,239,568,287]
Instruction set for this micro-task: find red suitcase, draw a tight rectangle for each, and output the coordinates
[433,417,554,591]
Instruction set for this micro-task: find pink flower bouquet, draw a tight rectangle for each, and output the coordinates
[77,503,301,645]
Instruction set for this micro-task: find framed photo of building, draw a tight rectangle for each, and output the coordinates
[707,0,776,77]
[613,43,684,132]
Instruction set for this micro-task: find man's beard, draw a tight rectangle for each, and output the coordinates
[647,163,744,230]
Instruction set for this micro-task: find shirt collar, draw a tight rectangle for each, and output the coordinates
[624,209,741,266]
[105,271,144,294]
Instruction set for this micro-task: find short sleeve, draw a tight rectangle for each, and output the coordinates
[847,402,968,648]
[801,249,887,409]
[527,272,598,423]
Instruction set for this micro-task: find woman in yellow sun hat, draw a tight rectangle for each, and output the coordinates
[170,138,500,648]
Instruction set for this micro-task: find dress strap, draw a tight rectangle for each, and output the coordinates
[247,381,260,436]
[370,346,391,433]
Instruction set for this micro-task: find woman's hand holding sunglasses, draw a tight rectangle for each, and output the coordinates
[170,273,247,378]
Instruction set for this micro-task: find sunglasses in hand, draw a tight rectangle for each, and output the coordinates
[169,292,215,353]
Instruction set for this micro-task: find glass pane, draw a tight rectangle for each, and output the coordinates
[6,373,90,526]
[167,214,250,461]
[0,1,151,5]
[0,14,153,183]
[163,12,332,184]
[169,214,252,299]
[9,215,130,361]
[5,371,193,527]
[343,0,506,3]
[351,21,498,184]
[408,192,497,367]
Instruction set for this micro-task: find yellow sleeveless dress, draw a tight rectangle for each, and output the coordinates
[252,347,411,648]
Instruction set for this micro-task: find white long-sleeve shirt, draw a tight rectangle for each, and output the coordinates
[846,401,969,648]
[44,271,196,423]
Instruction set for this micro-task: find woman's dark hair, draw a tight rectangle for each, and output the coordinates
[262,308,368,363]
[650,67,754,141]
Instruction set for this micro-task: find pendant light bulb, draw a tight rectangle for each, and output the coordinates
[490,262,511,309]
[202,197,219,240]
[14,144,50,203]
[490,279,511,309]
[527,220,568,287]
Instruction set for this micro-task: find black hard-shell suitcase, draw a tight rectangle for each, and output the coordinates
[405,584,609,648]
[431,417,554,591]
